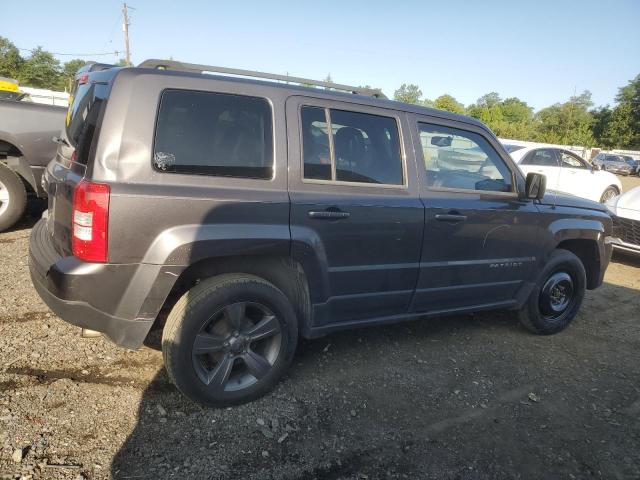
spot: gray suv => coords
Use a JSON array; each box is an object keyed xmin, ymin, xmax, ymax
[{"xmin": 29, "ymin": 60, "xmax": 613, "ymax": 407}]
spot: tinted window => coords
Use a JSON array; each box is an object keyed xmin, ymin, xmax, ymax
[
  {"xmin": 65, "ymin": 81, "xmax": 110, "ymax": 164},
  {"xmin": 301, "ymin": 107, "xmax": 332, "ymax": 180},
  {"xmin": 560, "ymin": 151, "xmax": 587, "ymax": 169},
  {"xmin": 418, "ymin": 123, "xmax": 512, "ymax": 192},
  {"xmin": 154, "ymin": 90, "xmax": 273, "ymax": 179},
  {"xmin": 332, "ymin": 110, "xmax": 403, "ymax": 184},
  {"xmin": 301, "ymin": 107, "xmax": 403, "ymax": 185},
  {"xmin": 522, "ymin": 149, "xmax": 559, "ymax": 167}
]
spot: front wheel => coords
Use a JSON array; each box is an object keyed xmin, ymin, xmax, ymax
[
  {"xmin": 162, "ymin": 274, "xmax": 298, "ymax": 407},
  {"xmin": 517, "ymin": 249, "xmax": 586, "ymax": 335},
  {"xmin": 600, "ymin": 186, "xmax": 619, "ymax": 203}
]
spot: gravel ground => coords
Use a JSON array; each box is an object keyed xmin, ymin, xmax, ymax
[{"xmin": 1, "ymin": 178, "xmax": 640, "ymax": 480}]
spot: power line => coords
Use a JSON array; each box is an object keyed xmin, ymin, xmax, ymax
[{"xmin": 102, "ymin": 10, "xmax": 124, "ymax": 51}]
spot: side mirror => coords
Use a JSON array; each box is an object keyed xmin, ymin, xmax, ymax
[
  {"xmin": 592, "ymin": 163, "xmax": 601, "ymax": 171},
  {"xmin": 523, "ymin": 172, "xmax": 546, "ymax": 200}
]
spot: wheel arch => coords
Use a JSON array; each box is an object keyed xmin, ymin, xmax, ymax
[
  {"xmin": 556, "ymin": 238, "xmax": 601, "ymax": 290},
  {"xmin": 154, "ymin": 255, "xmax": 312, "ymax": 338}
]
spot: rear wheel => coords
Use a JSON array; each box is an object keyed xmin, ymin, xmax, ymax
[
  {"xmin": 517, "ymin": 249, "xmax": 586, "ymax": 335},
  {"xmin": 162, "ymin": 274, "xmax": 298, "ymax": 407},
  {"xmin": 0, "ymin": 163, "xmax": 27, "ymax": 232},
  {"xmin": 600, "ymin": 186, "xmax": 619, "ymax": 203}
]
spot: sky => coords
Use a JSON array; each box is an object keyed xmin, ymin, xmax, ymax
[{"xmin": 2, "ymin": 0, "xmax": 639, "ymax": 110}]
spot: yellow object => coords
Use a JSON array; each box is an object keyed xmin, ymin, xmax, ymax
[{"xmin": 0, "ymin": 77, "xmax": 19, "ymax": 93}]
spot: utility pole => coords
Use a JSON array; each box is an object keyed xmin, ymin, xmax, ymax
[{"xmin": 122, "ymin": 3, "xmax": 131, "ymax": 66}]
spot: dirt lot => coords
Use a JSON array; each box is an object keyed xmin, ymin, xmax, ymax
[{"xmin": 1, "ymin": 178, "xmax": 640, "ymax": 480}]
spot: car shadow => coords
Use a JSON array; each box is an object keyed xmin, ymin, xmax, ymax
[{"xmin": 110, "ymin": 278, "xmax": 640, "ymax": 479}]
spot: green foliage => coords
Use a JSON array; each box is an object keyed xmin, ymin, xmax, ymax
[
  {"xmin": 433, "ymin": 94, "xmax": 464, "ymax": 114},
  {"xmin": 0, "ymin": 37, "xmax": 89, "ymax": 92},
  {"xmin": 534, "ymin": 91, "xmax": 595, "ymax": 146},
  {"xmin": 394, "ymin": 83, "xmax": 422, "ymax": 105},
  {"xmin": 467, "ymin": 93, "xmax": 535, "ymax": 139},
  {"xmin": 604, "ymin": 74, "xmax": 640, "ymax": 149},
  {"xmin": 0, "ymin": 37, "xmax": 23, "ymax": 80},
  {"xmin": 19, "ymin": 47, "xmax": 61, "ymax": 88},
  {"xmin": 57, "ymin": 59, "xmax": 87, "ymax": 91}
]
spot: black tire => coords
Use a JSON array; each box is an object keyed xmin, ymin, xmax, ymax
[
  {"xmin": 517, "ymin": 249, "xmax": 586, "ymax": 335},
  {"xmin": 162, "ymin": 273, "xmax": 298, "ymax": 407},
  {"xmin": 600, "ymin": 185, "xmax": 619, "ymax": 203},
  {"xmin": 0, "ymin": 163, "xmax": 27, "ymax": 232}
]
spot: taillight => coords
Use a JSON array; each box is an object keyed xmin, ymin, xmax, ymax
[
  {"xmin": 78, "ymin": 73, "xmax": 89, "ymax": 85},
  {"xmin": 72, "ymin": 180, "xmax": 110, "ymax": 262}
]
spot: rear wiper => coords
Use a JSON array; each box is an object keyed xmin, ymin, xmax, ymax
[{"xmin": 52, "ymin": 136, "xmax": 70, "ymax": 146}]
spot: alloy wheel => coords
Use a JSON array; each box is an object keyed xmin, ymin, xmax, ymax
[{"xmin": 191, "ymin": 301, "xmax": 282, "ymax": 392}]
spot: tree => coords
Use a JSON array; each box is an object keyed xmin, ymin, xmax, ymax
[
  {"xmin": 466, "ymin": 93, "xmax": 534, "ymax": 139},
  {"xmin": 500, "ymin": 97, "xmax": 533, "ymax": 124},
  {"xmin": 57, "ymin": 58, "xmax": 86, "ymax": 91},
  {"xmin": 433, "ymin": 94, "xmax": 464, "ymax": 114},
  {"xmin": 18, "ymin": 47, "xmax": 61, "ymax": 89},
  {"xmin": 535, "ymin": 91, "xmax": 595, "ymax": 146},
  {"xmin": 394, "ymin": 83, "xmax": 422, "ymax": 105},
  {"xmin": 611, "ymin": 74, "xmax": 640, "ymax": 149},
  {"xmin": 323, "ymin": 74, "xmax": 333, "ymax": 90},
  {"xmin": 0, "ymin": 36, "xmax": 24, "ymax": 80},
  {"xmin": 591, "ymin": 106, "xmax": 616, "ymax": 148}
]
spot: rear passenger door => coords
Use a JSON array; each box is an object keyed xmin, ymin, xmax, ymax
[
  {"xmin": 286, "ymin": 97, "xmax": 424, "ymax": 328},
  {"xmin": 410, "ymin": 116, "xmax": 541, "ymax": 313}
]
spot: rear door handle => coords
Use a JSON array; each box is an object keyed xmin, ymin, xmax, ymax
[
  {"xmin": 435, "ymin": 213, "xmax": 467, "ymax": 223},
  {"xmin": 308, "ymin": 210, "xmax": 350, "ymax": 220}
]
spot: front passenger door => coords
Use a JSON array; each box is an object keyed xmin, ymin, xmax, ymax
[
  {"xmin": 411, "ymin": 117, "xmax": 541, "ymax": 313},
  {"xmin": 519, "ymin": 148, "xmax": 561, "ymax": 193},
  {"xmin": 557, "ymin": 150, "xmax": 598, "ymax": 201}
]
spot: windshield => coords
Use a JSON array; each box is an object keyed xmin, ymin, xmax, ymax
[{"xmin": 503, "ymin": 144, "xmax": 525, "ymax": 153}]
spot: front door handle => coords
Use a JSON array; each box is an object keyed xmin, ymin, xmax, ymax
[
  {"xmin": 308, "ymin": 209, "xmax": 350, "ymax": 220},
  {"xmin": 435, "ymin": 213, "xmax": 467, "ymax": 223}
]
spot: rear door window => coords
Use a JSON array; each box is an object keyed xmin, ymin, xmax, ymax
[
  {"xmin": 522, "ymin": 149, "xmax": 560, "ymax": 167},
  {"xmin": 301, "ymin": 106, "xmax": 404, "ymax": 185},
  {"xmin": 153, "ymin": 90, "xmax": 273, "ymax": 179}
]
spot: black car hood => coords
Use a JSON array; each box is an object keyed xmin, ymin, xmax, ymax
[{"xmin": 538, "ymin": 190, "xmax": 608, "ymax": 212}]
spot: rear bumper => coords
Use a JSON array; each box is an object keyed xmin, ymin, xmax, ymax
[{"xmin": 28, "ymin": 219, "xmax": 177, "ymax": 349}]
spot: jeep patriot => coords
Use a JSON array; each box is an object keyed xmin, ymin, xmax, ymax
[{"xmin": 29, "ymin": 60, "xmax": 613, "ymax": 406}]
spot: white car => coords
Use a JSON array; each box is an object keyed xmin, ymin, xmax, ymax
[
  {"xmin": 503, "ymin": 144, "xmax": 622, "ymax": 203},
  {"xmin": 607, "ymin": 186, "xmax": 640, "ymax": 257}
]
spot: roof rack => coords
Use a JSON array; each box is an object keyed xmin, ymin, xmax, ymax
[{"xmin": 137, "ymin": 59, "xmax": 387, "ymax": 99}]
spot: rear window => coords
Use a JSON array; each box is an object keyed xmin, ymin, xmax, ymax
[
  {"xmin": 65, "ymin": 80, "xmax": 110, "ymax": 164},
  {"xmin": 153, "ymin": 90, "xmax": 273, "ymax": 179}
]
